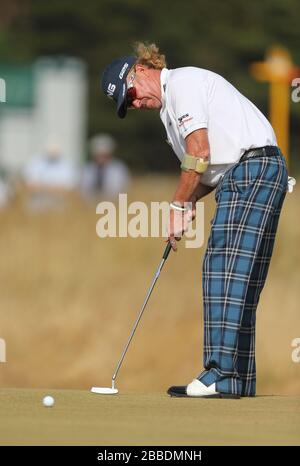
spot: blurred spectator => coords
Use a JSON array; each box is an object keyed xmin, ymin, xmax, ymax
[
  {"xmin": 81, "ymin": 134, "xmax": 130, "ymax": 201},
  {"xmin": 23, "ymin": 140, "xmax": 78, "ymax": 212}
]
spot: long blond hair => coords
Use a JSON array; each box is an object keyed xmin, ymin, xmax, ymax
[{"xmin": 133, "ymin": 42, "xmax": 166, "ymax": 69}]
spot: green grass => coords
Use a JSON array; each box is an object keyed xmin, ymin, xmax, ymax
[{"xmin": 0, "ymin": 389, "xmax": 299, "ymax": 445}]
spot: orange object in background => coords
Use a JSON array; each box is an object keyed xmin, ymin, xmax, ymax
[{"xmin": 250, "ymin": 46, "xmax": 300, "ymax": 167}]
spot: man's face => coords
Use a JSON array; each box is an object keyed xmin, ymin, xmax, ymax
[
  {"xmin": 126, "ymin": 65, "xmax": 162, "ymax": 111},
  {"xmin": 94, "ymin": 151, "xmax": 112, "ymax": 165}
]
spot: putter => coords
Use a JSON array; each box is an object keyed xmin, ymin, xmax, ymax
[{"xmin": 91, "ymin": 241, "xmax": 173, "ymax": 395}]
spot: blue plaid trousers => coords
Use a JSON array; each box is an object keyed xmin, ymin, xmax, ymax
[{"xmin": 198, "ymin": 152, "xmax": 288, "ymax": 396}]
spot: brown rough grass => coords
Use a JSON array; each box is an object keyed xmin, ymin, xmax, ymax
[{"xmin": 0, "ymin": 175, "xmax": 299, "ymax": 395}]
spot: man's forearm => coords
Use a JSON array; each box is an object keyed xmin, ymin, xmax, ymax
[
  {"xmin": 172, "ymin": 127, "xmax": 211, "ymax": 206},
  {"xmin": 172, "ymin": 171, "xmax": 214, "ymax": 205},
  {"xmin": 172, "ymin": 170, "xmax": 202, "ymax": 204}
]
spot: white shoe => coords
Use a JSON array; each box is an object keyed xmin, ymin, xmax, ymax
[
  {"xmin": 186, "ymin": 379, "xmax": 218, "ymax": 397},
  {"xmin": 167, "ymin": 379, "xmax": 240, "ymax": 398}
]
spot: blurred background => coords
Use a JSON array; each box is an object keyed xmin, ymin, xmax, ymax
[{"xmin": 0, "ymin": 0, "xmax": 299, "ymax": 394}]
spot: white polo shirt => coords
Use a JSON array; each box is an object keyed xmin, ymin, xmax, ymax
[{"xmin": 159, "ymin": 67, "xmax": 277, "ymax": 186}]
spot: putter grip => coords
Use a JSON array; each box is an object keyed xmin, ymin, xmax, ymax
[{"xmin": 163, "ymin": 241, "xmax": 172, "ymax": 260}]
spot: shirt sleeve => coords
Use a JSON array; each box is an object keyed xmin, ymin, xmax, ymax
[{"xmin": 170, "ymin": 75, "xmax": 208, "ymax": 139}]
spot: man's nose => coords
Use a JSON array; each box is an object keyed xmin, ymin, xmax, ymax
[{"xmin": 133, "ymin": 100, "xmax": 141, "ymax": 109}]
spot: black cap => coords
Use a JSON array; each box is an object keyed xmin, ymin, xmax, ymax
[{"xmin": 101, "ymin": 56, "xmax": 136, "ymax": 119}]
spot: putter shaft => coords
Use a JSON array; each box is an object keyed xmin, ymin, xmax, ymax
[{"xmin": 112, "ymin": 242, "xmax": 172, "ymax": 388}]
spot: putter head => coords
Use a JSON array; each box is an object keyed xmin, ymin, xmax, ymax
[{"xmin": 90, "ymin": 386, "xmax": 119, "ymax": 395}]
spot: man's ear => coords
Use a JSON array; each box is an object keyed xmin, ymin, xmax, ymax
[{"xmin": 135, "ymin": 64, "xmax": 148, "ymax": 74}]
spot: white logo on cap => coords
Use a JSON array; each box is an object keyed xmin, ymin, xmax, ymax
[
  {"xmin": 119, "ymin": 63, "xmax": 128, "ymax": 79},
  {"xmin": 107, "ymin": 83, "xmax": 116, "ymax": 98}
]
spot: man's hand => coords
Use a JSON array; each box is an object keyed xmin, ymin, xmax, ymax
[{"xmin": 167, "ymin": 207, "xmax": 193, "ymax": 251}]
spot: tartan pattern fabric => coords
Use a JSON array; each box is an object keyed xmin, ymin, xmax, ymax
[{"xmin": 198, "ymin": 152, "xmax": 288, "ymax": 396}]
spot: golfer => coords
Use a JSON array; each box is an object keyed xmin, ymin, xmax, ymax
[{"xmin": 102, "ymin": 42, "xmax": 288, "ymax": 398}]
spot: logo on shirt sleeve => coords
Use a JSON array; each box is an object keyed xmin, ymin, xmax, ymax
[{"xmin": 178, "ymin": 113, "xmax": 193, "ymax": 127}]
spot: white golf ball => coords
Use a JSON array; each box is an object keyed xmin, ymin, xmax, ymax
[{"xmin": 43, "ymin": 395, "xmax": 55, "ymax": 407}]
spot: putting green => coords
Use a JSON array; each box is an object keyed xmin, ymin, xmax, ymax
[{"xmin": 0, "ymin": 389, "xmax": 299, "ymax": 445}]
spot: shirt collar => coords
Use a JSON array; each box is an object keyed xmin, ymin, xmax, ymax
[{"xmin": 160, "ymin": 68, "xmax": 169, "ymax": 108}]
